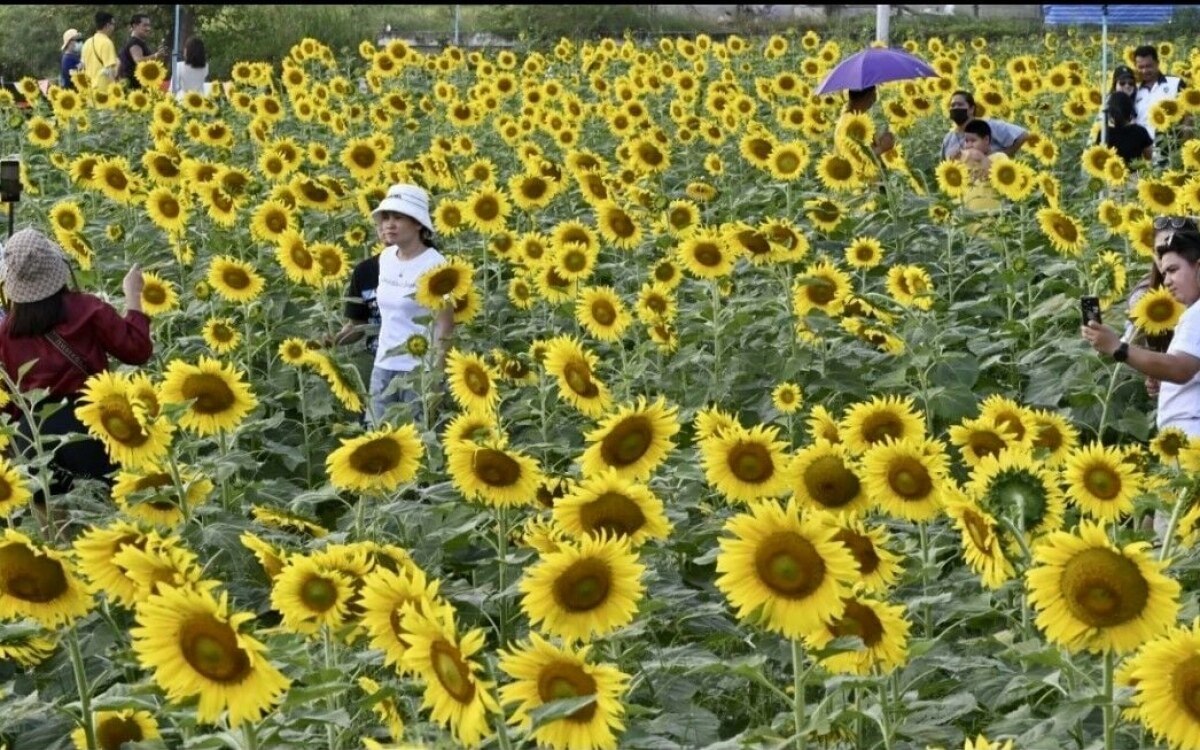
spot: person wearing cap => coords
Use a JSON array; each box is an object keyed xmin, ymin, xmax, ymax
[
  {"xmin": 0, "ymin": 228, "xmax": 149, "ymax": 504},
  {"xmin": 1111, "ymin": 65, "xmax": 1138, "ymax": 98},
  {"xmin": 80, "ymin": 11, "xmax": 118, "ymax": 90},
  {"xmin": 356, "ymin": 184, "xmax": 453, "ymax": 425},
  {"xmin": 60, "ymin": 28, "xmax": 84, "ymax": 89}
]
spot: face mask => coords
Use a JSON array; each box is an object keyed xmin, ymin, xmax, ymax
[
  {"xmin": 949, "ymin": 108, "xmax": 970, "ymax": 125},
  {"xmin": 72, "ymin": 41, "xmax": 82, "ymax": 51}
]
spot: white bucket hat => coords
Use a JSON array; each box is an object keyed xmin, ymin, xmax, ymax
[{"xmin": 372, "ymin": 183, "xmax": 433, "ymax": 233}]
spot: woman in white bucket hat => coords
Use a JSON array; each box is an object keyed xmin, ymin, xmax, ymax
[{"xmin": 355, "ymin": 184, "xmax": 453, "ymax": 425}]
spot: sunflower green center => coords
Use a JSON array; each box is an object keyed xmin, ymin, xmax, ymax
[
  {"xmin": 727, "ymin": 441, "xmax": 774, "ymax": 484},
  {"xmin": 300, "ymin": 575, "xmax": 338, "ymax": 612},
  {"xmin": 0, "ymin": 543, "xmax": 68, "ymax": 602},
  {"xmin": 1060, "ymin": 547, "xmax": 1148, "ymax": 628},
  {"xmin": 537, "ymin": 663, "xmax": 598, "ymax": 722},
  {"xmin": 561, "ymin": 248, "xmax": 587, "ymax": 273},
  {"xmin": 802, "ymin": 454, "xmax": 859, "ymax": 507},
  {"xmin": 579, "ymin": 492, "xmax": 646, "ymax": 537},
  {"xmin": 431, "ymin": 639, "xmax": 476, "ymax": 703},
  {"xmin": 887, "ymin": 458, "xmax": 933, "ymax": 500},
  {"xmin": 754, "ymin": 531, "xmax": 825, "ymax": 598},
  {"xmin": 553, "ymin": 558, "xmax": 611, "ymax": 611},
  {"xmin": 179, "ymin": 614, "xmax": 251, "ymax": 683},
  {"xmin": 1083, "ymin": 464, "xmax": 1121, "ymax": 500},
  {"xmin": 181, "ymin": 373, "xmax": 236, "ymax": 415},
  {"xmin": 349, "ymin": 437, "xmax": 402, "ymax": 475},
  {"xmin": 463, "ymin": 365, "xmax": 491, "ymax": 397}
]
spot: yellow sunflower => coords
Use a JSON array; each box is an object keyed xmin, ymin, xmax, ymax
[
  {"xmin": 1063, "ymin": 443, "xmax": 1140, "ymax": 521},
  {"xmin": 499, "ymin": 633, "xmax": 630, "ymax": 750},
  {"xmin": 576, "ymin": 286, "xmax": 632, "ymax": 342},
  {"xmin": 75, "ymin": 371, "xmax": 174, "ymax": 469},
  {"xmin": 700, "ymin": 423, "xmax": 791, "ymax": 503},
  {"xmin": 772, "ymin": 382, "xmax": 803, "ymax": 414},
  {"xmin": 792, "ymin": 259, "xmax": 852, "ymax": 317},
  {"xmin": 838, "ymin": 395, "xmax": 925, "ymax": 455},
  {"xmin": 944, "ymin": 493, "xmax": 1016, "ymax": 590},
  {"xmin": 400, "ymin": 605, "xmax": 498, "ymax": 747},
  {"xmin": 948, "ymin": 416, "xmax": 1017, "ymax": 468},
  {"xmin": 862, "ymin": 437, "xmax": 950, "ymax": 522},
  {"xmin": 788, "ymin": 441, "xmax": 868, "ymax": 515},
  {"xmin": 579, "ymin": 397, "xmax": 679, "ymax": 480},
  {"xmin": 72, "ymin": 710, "xmax": 160, "ymax": 750},
  {"xmin": 1037, "ymin": 208, "xmax": 1086, "ymax": 256},
  {"xmin": 830, "ymin": 515, "xmax": 902, "ymax": 593},
  {"xmin": 112, "ymin": 466, "xmax": 212, "ymax": 527},
  {"xmin": 359, "ymin": 564, "xmax": 444, "ymax": 672},
  {"xmin": 207, "ymin": 256, "xmax": 266, "ymax": 303},
  {"xmin": 201, "ymin": 317, "xmax": 241, "ymax": 354},
  {"xmin": 158, "ymin": 357, "xmax": 258, "ymax": 436},
  {"xmin": 131, "ymin": 584, "xmax": 290, "ymax": 725},
  {"xmin": 678, "ymin": 230, "xmax": 737, "ymax": 279},
  {"xmin": 1130, "ymin": 287, "xmax": 1185, "ymax": 336},
  {"xmin": 445, "ymin": 349, "xmax": 500, "ymax": 414},
  {"xmin": 1026, "ymin": 520, "xmax": 1180, "ymax": 654},
  {"xmin": 554, "ymin": 469, "xmax": 672, "ymax": 548},
  {"xmin": 446, "ymin": 441, "xmax": 543, "ymax": 507},
  {"xmin": 1123, "ymin": 617, "xmax": 1200, "ymax": 750},
  {"xmin": 0, "ymin": 459, "xmax": 32, "ymax": 516},
  {"xmin": 416, "ymin": 258, "xmax": 475, "ymax": 309},
  {"xmin": 139, "ymin": 271, "xmax": 178, "ymax": 317},
  {"xmin": 543, "ymin": 336, "xmax": 612, "ymax": 417},
  {"xmin": 969, "ymin": 450, "xmax": 1065, "ymax": 543},
  {"xmin": 269, "ymin": 556, "xmax": 354, "ymax": 635},
  {"xmin": 804, "ymin": 594, "xmax": 910, "ymax": 676},
  {"xmin": 326, "ymin": 424, "xmax": 424, "ymax": 493},
  {"xmin": 845, "ymin": 236, "xmax": 884, "ymax": 270},
  {"xmin": 0, "ymin": 529, "xmax": 93, "ymax": 627},
  {"xmin": 715, "ymin": 499, "xmax": 859, "ymax": 638}
]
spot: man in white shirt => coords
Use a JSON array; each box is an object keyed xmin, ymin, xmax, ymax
[{"xmin": 1133, "ymin": 44, "xmax": 1185, "ymax": 145}]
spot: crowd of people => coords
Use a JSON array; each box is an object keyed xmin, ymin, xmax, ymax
[{"xmin": 63, "ymin": 10, "xmax": 206, "ymax": 97}]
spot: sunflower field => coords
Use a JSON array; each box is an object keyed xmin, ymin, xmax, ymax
[{"xmin": 4, "ymin": 22, "xmax": 1200, "ymax": 750}]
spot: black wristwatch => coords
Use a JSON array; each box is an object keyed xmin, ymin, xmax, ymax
[{"xmin": 1112, "ymin": 342, "xmax": 1130, "ymax": 362}]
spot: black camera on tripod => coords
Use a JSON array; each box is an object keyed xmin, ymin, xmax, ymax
[{"xmin": 0, "ymin": 158, "xmax": 21, "ymax": 239}]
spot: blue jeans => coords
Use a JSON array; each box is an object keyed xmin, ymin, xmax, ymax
[{"xmin": 368, "ymin": 367, "xmax": 422, "ymax": 427}]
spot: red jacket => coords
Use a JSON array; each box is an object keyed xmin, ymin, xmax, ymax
[{"xmin": 0, "ymin": 292, "xmax": 152, "ymax": 398}]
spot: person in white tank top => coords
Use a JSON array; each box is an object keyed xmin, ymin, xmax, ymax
[
  {"xmin": 367, "ymin": 184, "xmax": 454, "ymax": 425},
  {"xmin": 174, "ymin": 36, "xmax": 208, "ymax": 98}
]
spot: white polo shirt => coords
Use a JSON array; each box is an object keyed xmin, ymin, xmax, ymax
[{"xmin": 1158, "ymin": 300, "xmax": 1200, "ymax": 437}]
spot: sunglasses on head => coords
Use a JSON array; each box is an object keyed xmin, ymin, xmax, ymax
[{"xmin": 1153, "ymin": 216, "xmax": 1197, "ymax": 231}]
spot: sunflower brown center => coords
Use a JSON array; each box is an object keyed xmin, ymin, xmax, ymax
[
  {"xmin": 350, "ymin": 145, "xmax": 377, "ymax": 169},
  {"xmin": 0, "ymin": 543, "xmax": 69, "ymax": 602},
  {"xmin": 96, "ymin": 716, "xmax": 144, "ymax": 750},
  {"xmin": 289, "ymin": 245, "xmax": 314, "ymax": 270},
  {"xmin": 1173, "ymin": 655, "xmax": 1200, "ymax": 720},
  {"xmin": 832, "ymin": 529, "xmax": 879, "ymax": 575},
  {"xmin": 968, "ymin": 430, "xmax": 1006, "ymax": 459},
  {"xmin": 606, "ymin": 210, "xmax": 636, "ymax": 238},
  {"xmin": 962, "ymin": 508, "xmax": 994, "ymax": 552},
  {"xmin": 562, "ymin": 362, "xmax": 598, "ymax": 398},
  {"xmin": 222, "ymin": 267, "xmax": 251, "ymax": 290},
  {"xmin": 861, "ymin": 414, "xmax": 903, "ymax": 445},
  {"xmin": 537, "ymin": 662, "xmax": 598, "ymax": 722},
  {"xmin": 830, "ymin": 600, "xmax": 884, "ymax": 646},
  {"xmin": 1060, "ymin": 547, "xmax": 1148, "ymax": 628},
  {"xmin": 553, "ymin": 558, "xmax": 611, "ymax": 612},
  {"xmin": 179, "ymin": 614, "xmax": 251, "ymax": 683},
  {"xmin": 431, "ymin": 639, "xmax": 476, "ymax": 703},
  {"xmin": 803, "ymin": 455, "xmax": 860, "ymax": 508},
  {"xmin": 98, "ymin": 397, "xmax": 149, "ymax": 446},
  {"xmin": 1083, "ymin": 464, "xmax": 1121, "ymax": 500},
  {"xmin": 589, "ymin": 300, "xmax": 617, "ymax": 326},
  {"xmin": 806, "ymin": 279, "xmax": 836, "ymax": 305},
  {"xmin": 561, "ymin": 248, "xmax": 588, "ymax": 273},
  {"xmin": 350, "ymin": 437, "xmax": 402, "ymax": 475},
  {"xmin": 887, "ymin": 458, "xmax": 933, "ymax": 500},
  {"xmin": 728, "ymin": 441, "xmax": 774, "ymax": 484},
  {"xmin": 579, "ymin": 492, "xmax": 646, "ymax": 537},
  {"xmin": 463, "ymin": 365, "xmax": 491, "ymax": 397},
  {"xmin": 754, "ymin": 531, "xmax": 825, "ymax": 598},
  {"xmin": 181, "ymin": 373, "xmax": 236, "ymax": 415},
  {"xmin": 474, "ymin": 448, "xmax": 520, "ymax": 487},
  {"xmin": 599, "ymin": 417, "xmax": 652, "ymax": 467},
  {"xmin": 143, "ymin": 284, "xmax": 167, "ymax": 305},
  {"xmin": 428, "ymin": 269, "xmax": 462, "ymax": 296}
]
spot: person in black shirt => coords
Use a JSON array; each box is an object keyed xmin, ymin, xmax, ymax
[
  {"xmin": 1097, "ymin": 91, "xmax": 1153, "ymax": 166},
  {"xmin": 338, "ymin": 255, "xmax": 381, "ymax": 355},
  {"xmin": 118, "ymin": 13, "xmax": 166, "ymax": 88}
]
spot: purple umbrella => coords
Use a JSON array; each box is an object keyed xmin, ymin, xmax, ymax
[{"xmin": 815, "ymin": 47, "xmax": 940, "ymax": 95}]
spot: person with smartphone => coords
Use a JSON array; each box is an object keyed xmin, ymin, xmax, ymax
[
  {"xmin": 1082, "ymin": 217, "xmax": 1200, "ymax": 436},
  {"xmin": 118, "ymin": 13, "xmax": 167, "ymax": 89}
]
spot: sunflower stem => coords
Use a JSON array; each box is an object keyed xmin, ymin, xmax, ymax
[
  {"xmin": 297, "ymin": 369, "xmax": 313, "ymax": 487},
  {"xmin": 218, "ymin": 429, "xmax": 234, "ymax": 512},
  {"xmin": 323, "ymin": 625, "xmax": 341, "ymax": 750},
  {"xmin": 67, "ymin": 625, "xmax": 96, "ymax": 750},
  {"xmin": 166, "ymin": 451, "xmax": 191, "ymax": 528},
  {"xmin": 791, "ymin": 638, "xmax": 807, "ymax": 750},
  {"xmin": 1102, "ymin": 649, "xmax": 1115, "ymax": 750},
  {"xmin": 709, "ymin": 280, "xmax": 721, "ymax": 390},
  {"xmin": 877, "ymin": 672, "xmax": 894, "ymax": 750},
  {"xmin": 917, "ymin": 522, "xmax": 932, "ymax": 635},
  {"xmin": 1157, "ymin": 483, "xmax": 1192, "ymax": 562},
  {"xmin": 497, "ymin": 506, "xmax": 511, "ymax": 645},
  {"xmin": 243, "ymin": 721, "xmax": 259, "ymax": 750},
  {"xmin": 1095, "ymin": 363, "xmax": 1122, "ymax": 442}
]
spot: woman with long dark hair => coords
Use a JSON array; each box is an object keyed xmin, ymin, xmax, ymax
[
  {"xmin": 1097, "ymin": 90, "xmax": 1153, "ymax": 165},
  {"xmin": 174, "ymin": 36, "xmax": 208, "ymax": 97}
]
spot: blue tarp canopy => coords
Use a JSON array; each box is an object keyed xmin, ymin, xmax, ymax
[{"xmin": 1043, "ymin": 5, "xmax": 1175, "ymax": 26}]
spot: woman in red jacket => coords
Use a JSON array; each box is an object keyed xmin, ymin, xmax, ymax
[{"xmin": 0, "ymin": 228, "xmax": 151, "ymax": 504}]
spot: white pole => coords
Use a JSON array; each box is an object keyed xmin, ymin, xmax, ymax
[
  {"xmin": 454, "ymin": 5, "xmax": 461, "ymax": 45},
  {"xmin": 876, "ymin": 5, "xmax": 890, "ymax": 46},
  {"xmin": 1100, "ymin": 4, "xmax": 1108, "ymax": 146},
  {"xmin": 171, "ymin": 4, "xmax": 182, "ymax": 94}
]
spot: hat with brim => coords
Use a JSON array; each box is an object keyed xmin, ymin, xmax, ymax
[
  {"xmin": 372, "ymin": 183, "xmax": 434, "ymax": 233},
  {"xmin": 61, "ymin": 28, "xmax": 82, "ymax": 51},
  {"xmin": 3, "ymin": 229, "xmax": 70, "ymax": 303}
]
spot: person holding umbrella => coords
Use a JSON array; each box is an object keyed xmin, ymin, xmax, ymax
[
  {"xmin": 845, "ymin": 86, "xmax": 895, "ymax": 155},
  {"xmin": 940, "ymin": 91, "xmax": 1029, "ymax": 161}
]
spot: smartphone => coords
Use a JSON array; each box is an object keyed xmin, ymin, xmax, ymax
[{"xmin": 1080, "ymin": 296, "xmax": 1102, "ymax": 326}]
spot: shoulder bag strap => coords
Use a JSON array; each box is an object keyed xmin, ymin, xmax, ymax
[{"xmin": 44, "ymin": 331, "xmax": 92, "ymax": 378}]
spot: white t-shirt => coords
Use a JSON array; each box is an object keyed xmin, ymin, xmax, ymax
[
  {"xmin": 174, "ymin": 62, "xmax": 208, "ymax": 96},
  {"xmin": 373, "ymin": 245, "xmax": 446, "ymax": 372},
  {"xmin": 1158, "ymin": 300, "xmax": 1200, "ymax": 436}
]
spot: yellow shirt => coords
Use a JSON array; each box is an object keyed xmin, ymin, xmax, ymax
[{"xmin": 81, "ymin": 33, "xmax": 117, "ymax": 89}]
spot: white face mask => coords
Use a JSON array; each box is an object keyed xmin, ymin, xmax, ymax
[{"xmin": 72, "ymin": 41, "xmax": 82, "ymax": 51}]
